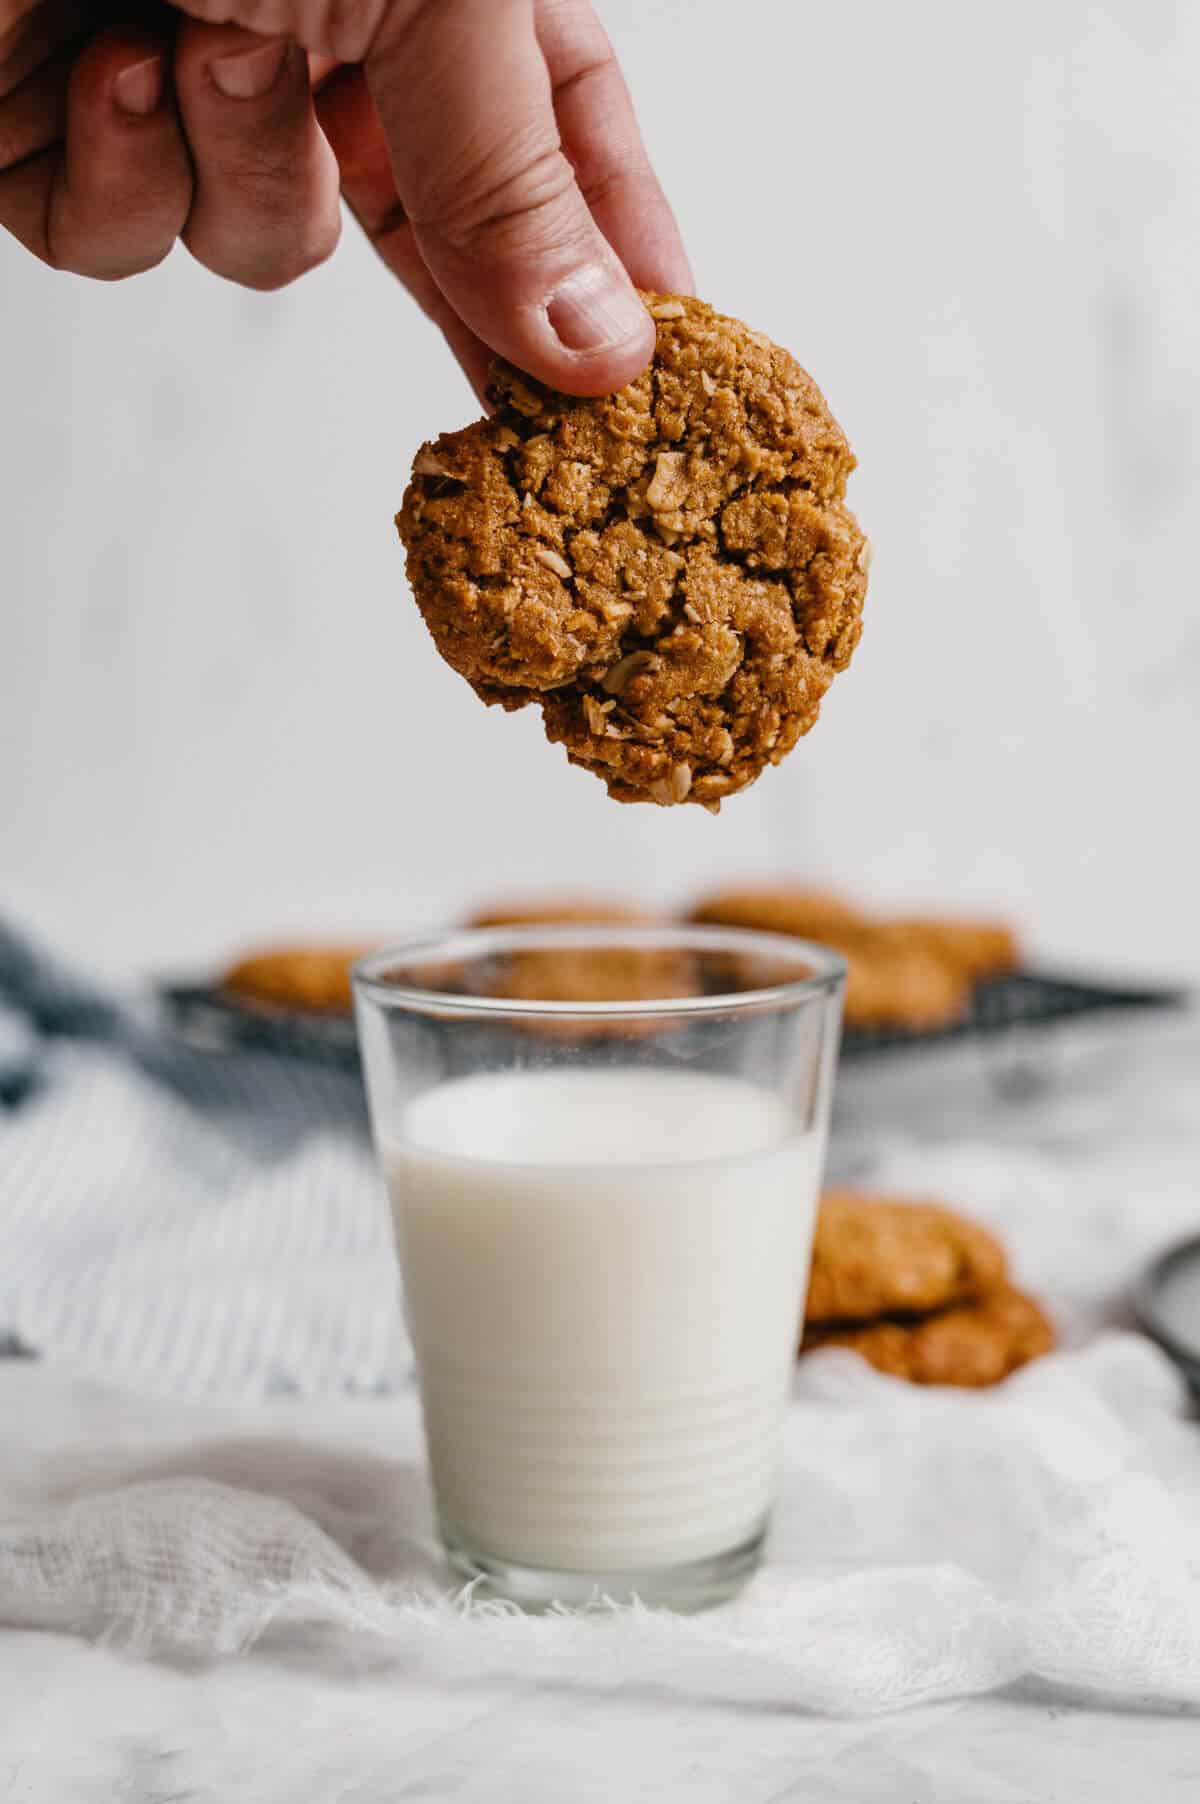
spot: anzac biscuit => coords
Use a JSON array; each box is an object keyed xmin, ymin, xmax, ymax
[
  {"xmin": 397, "ymin": 295, "xmax": 867, "ymax": 811},
  {"xmin": 221, "ymin": 944, "xmax": 374, "ymax": 1015},
  {"xmin": 466, "ymin": 897, "xmax": 652, "ymax": 928},
  {"xmin": 888, "ymin": 917, "xmax": 1020, "ymax": 983},
  {"xmin": 685, "ymin": 888, "xmax": 970, "ymax": 1029},
  {"xmin": 801, "ymin": 1283, "xmax": 1055, "ymax": 1387},
  {"xmin": 805, "ymin": 1189, "xmax": 1008, "ymax": 1324},
  {"xmin": 489, "ymin": 943, "xmax": 695, "ymax": 1008},
  {"xmin": 687, "ymin": 884, "xmax": 864, "ymax": 944},
  {"xmin": 840, "ymin": 937, "xmax": 970, "ymax": 1030}
]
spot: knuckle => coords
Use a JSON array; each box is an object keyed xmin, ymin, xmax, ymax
[
  {"xmin": 574, "ymin": 143, "xmax": 646, "ymax": 212},
  {"xmin": 47, "ymin": 188, "xmax": 184, "ymax": 278},
  {"xmin": 427, "ymin": 143, "xmax": 583, "ymax": 259},
  {"xmin": 50, "ymin": 239, "xmax": 173, "ymax": 280},
  {"xmin": 217, "ymin": 142, "xmax": 334, "ymax": 221},
  {"xmin": 307, "ymin": 206, "xmax": 343, "ymax": 264},
  {"xmin": 269, "ymin": 212, "xmax": 342, "ymax": 284},
  {"xmin": 187, "ymin": 207, "xmax": 341, "ymax": 291},
  {"xmin": 93, "ymin": 244, "xmax": 174, "ymax": 280},
  {"xmin": 223, "ymin": 149, "xmax": 297, "ymax": 213},
  {"xmin": 238, "ymin": 266, "xmax": 290, "ymax": 294}
]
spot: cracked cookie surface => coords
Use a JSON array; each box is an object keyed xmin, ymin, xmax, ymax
[{"xmin": 396, "ymin": 295, "xmax": 867, "ymax": 810}]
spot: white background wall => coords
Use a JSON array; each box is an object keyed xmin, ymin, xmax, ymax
[{"xmin": 3, "ymin": 0, "xmax": 1198, "ymax": 981}]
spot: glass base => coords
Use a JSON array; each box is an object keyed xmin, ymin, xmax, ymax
[{"xmin": 442, "ymin": 1522, "xmax": 765, "ymax": 1613}]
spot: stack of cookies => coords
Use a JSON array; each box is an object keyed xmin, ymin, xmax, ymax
[
  {"xmin": 218, "ymin": 899, "xmax": 691, "ymax": 1020},
  {"xmin": 686, "ymin": 884, "xmax": 1020, "ymax": 1032},
  {"xmin": 801, "ymin": 1190, "xmax": 1054, "ymax": 1386},
  {"xmin": 463, "ymin": 895, "xmax": 696, "ymax": 1020},
  {"xmin": 215, "ymin": 889, "xmax": 1020, "ymax": 1037}
]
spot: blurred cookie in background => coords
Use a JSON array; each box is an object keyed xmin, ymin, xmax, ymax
[
  {"xmin": 802, "ymin": 1284, "xmax": 1054, "ymax": 1387},
  {"xmin": 461, "ymin": 892, "xmax": 695, "ymax": 1019},
  {"xmin": 684, "ymin": 882, "xmax": 1020, "ymax": 1032},
  {"xmin": 687, "ymin": 884, "xmax": 865, "ymax": 945},
  {"xmin": 489, "ymin": 943, "xmax": 696, "ymax": 1008},
  {"xmin": 885, "ymin": 916, "xmax": 1021, "ymax": 984},
  {"xmin": 839, "ymin": 935, "xmax": 970, "ymax": 1030},
  {"xmin": 806, "ymin": 1188, "xmax": 1008, "ymax": 1324},
  {"xmin": 221, "ymin": 944, "xmax": 377, "ymax": 1015},
  {"xmin": 466, "ymin": 896, "xmax": 654, "ymax": 928},
  {"xmin": 682, "ymin": 884, "xmax": 860, "ymax": 1003},
  {"xmin": 800, "ymin": 1188, "xmax": 1053, "ymax": 1387}
]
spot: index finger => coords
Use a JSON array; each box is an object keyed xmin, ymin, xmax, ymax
[
  {"xmin": 315, "ymin": 60, "xmax": 494, "ymax": 398},
  {"xmin": 535, "ymin": 0, "xmax": 691, "ymax": 298},
  {"xmin": 365, "ymin": 0, "xmax": 655, "ymax": 394}
]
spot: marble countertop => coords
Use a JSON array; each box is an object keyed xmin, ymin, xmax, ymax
[
  {"xmin": 4, "ymin": 1633, "xmax": 1199, "ymax": 1804},
  {"xmin": 4, "ymin": 1008, "xmax": 1199, "ymax": 1802}
]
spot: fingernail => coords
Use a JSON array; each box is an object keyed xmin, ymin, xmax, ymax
[
  {"xmin": 114, "ymin": 55, "xmax": 163, "ymax": 118},
  {"xmin": 210, "ymin": 37, "xmax": 289, "ymax": 101},
  {"xmin": 546, "ymin": 262, "xmax": 650, "ymax": 353}
]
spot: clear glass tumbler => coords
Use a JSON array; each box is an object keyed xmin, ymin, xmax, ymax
[{"xmin": 353, "ymin": 925, "xmax": 844, "ymax": 1612}]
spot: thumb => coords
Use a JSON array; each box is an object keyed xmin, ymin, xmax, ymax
[{"xmin": 365, "ymin": 0, "xmax": 655, "ymax": 393}]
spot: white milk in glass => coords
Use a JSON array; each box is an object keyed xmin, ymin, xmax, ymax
[{"xmin": 385, "ymin": 1067, "xmax": 824, "ymax": 1574}]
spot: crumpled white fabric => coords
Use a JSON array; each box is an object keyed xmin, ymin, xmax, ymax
[
  {"xmin": 0, "ymin": 1039, "xmax": 408, "ymax": 1396},
  {"xmin": 2, "ymin": 1334, "xmax": 1197, "ymax": 1716},
  {"xmin": 0, "ymin": 913, "xmax": 409, "ymax": 1395},
  {"xmin": 3, "ymin": 989, "xmax": 1199, "ymax": 1725}
]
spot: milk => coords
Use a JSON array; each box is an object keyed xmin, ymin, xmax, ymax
[{"xmin": 385, "ymin": 1068, "xmax": 824, "ymax": 1574}]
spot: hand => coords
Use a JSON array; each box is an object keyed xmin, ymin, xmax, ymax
[{"xmin": 0, "ymin": 1, "xmax": 691, "ymax": 395}]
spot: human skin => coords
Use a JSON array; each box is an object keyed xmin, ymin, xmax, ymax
[{"xmin": 0, "ymin": 0, "xmax": 691, "ymax": 395}]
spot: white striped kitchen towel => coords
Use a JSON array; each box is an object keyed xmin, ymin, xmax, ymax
[{"xmin": 0, "ymin": 920, "xmax": 408, "ymax": 1396}]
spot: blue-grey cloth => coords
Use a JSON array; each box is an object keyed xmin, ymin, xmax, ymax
[{"xmin": 0, "ymin": 921, "xmax": 405, "ymax": 1395}]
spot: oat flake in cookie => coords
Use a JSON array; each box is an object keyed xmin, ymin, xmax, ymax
[{"xmin": 396, "ymin": 295, "xmax": 869, "ymax": 810}]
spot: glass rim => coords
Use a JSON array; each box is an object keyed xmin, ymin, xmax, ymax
[{"xmin": 351, "ymin": 923, "xmax": 847, "ymax": 1021}]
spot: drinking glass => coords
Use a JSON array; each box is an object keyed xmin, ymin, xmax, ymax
[{"xmin": 353, "ymin": 924, "xmax": 844, "ymax": 1611}]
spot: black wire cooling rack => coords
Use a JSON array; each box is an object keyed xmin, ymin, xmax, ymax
[
  {"xmin": 159, "ymin": 968, "xmax": 1186, "ymax": 1069},
  {"xmin": 839, "ymin": 969, "xmax": 1186, "ymax": 1060}
]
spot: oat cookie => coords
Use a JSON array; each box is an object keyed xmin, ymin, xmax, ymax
[
  {"xmin": 685, "ymin": 887, "xmax": 970, "ymax": 1030},
  {"xmin": 840, "ymin": 936, "xmax": 970, "ymax": 1031},
  {"xmin": 888, "ymin": 917, "xmax": 1020, "ymax": 983},
  {"xmin": 221, "ymin": 944, "xmax": 375, "ymax": 1015},
  {"xmin": 688, "ymin": 884, "xmax": 864, "ymax": 944},
  {"xmin": 490, "ymin": 944, "xmax": 695, "ymax": 1008},
  {"xmin": 397, "ymin": 296, "xmax": 868, "ymax": 811},
  {"xmin": 466, "ymin": 896, "xmax": 651, "ymax": 928},
  {"xmin": 463, "ymin": 897, "xmax": 686, "ymax": 1010},
  {"xmin": 801, "ymin": 1283, "xmax": 1055, "ymax": 1387},
  {"xmin": 805, "ymin": 1189, "xmax": 1008, "ymax": 1324}
]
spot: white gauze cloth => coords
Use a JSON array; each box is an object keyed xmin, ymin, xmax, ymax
[
  {"xmin": 4, "ymin": 925, "xmax": 1200, "ymax": 1721},
  {"xmin": 1, "ymin": 1334, "xmax": 1198, "ymax": 1716}
]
